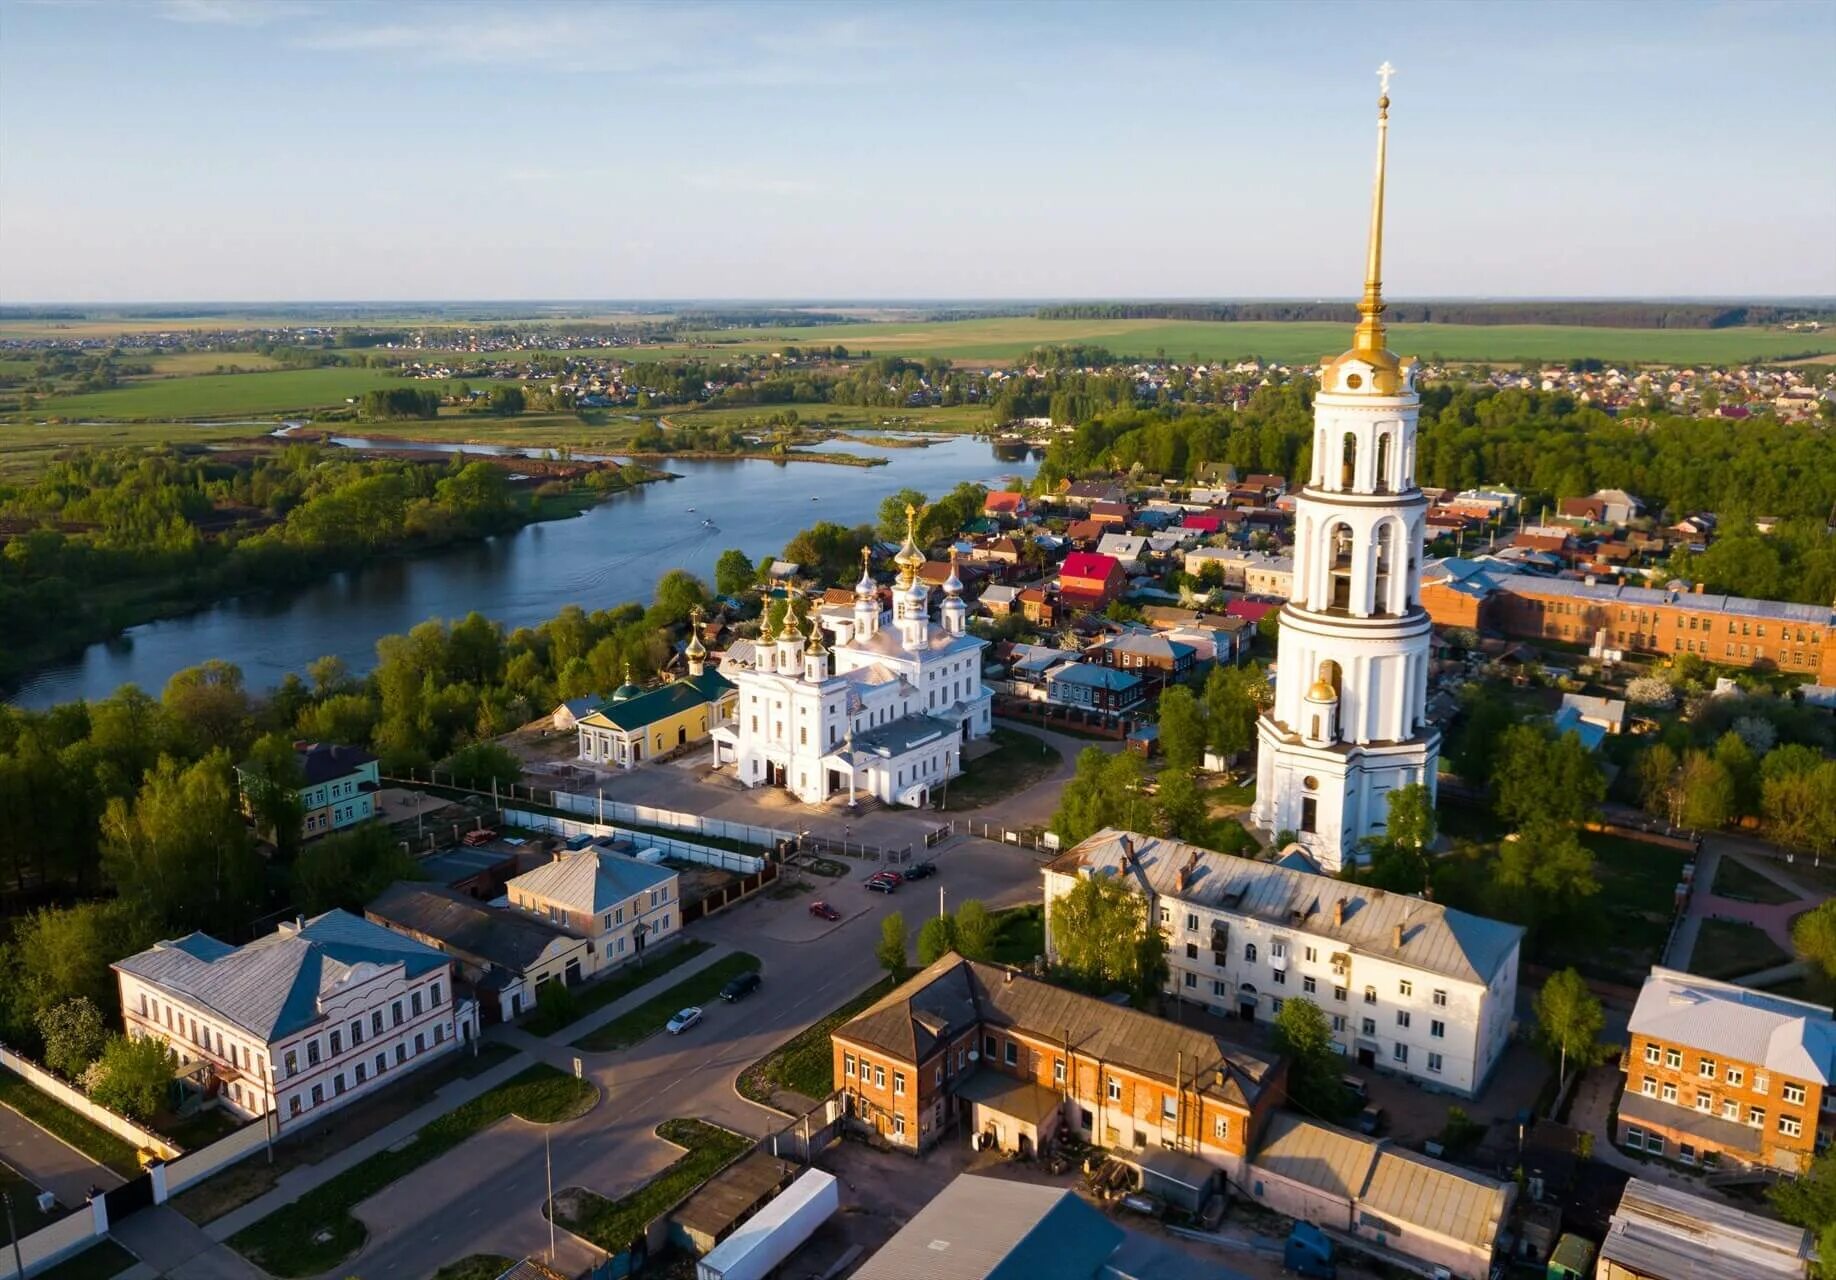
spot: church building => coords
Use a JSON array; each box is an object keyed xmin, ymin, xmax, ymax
[
  {"xmin": 1251, "ymin": 71, "xmax": 1440, "ymax": 872},
  {"xmin": 711, "ymin": 507, "xmax": 992, "ymax": 807}
]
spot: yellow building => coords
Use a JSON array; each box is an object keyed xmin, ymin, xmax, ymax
[{"xmin": 575, "ymin": 636, "xmax": 736, "ymax": 769}]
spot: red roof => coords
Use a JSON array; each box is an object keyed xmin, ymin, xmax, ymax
[
  {"xmin": 1061, "ymin": 552, "xmax": 1121, "ymax": 582},
  {"xmin": 1225, "ymin": 599, "xmax": 1277, "ymax": 623},
  {"xmin": 1182, "ymin": 513, "xmax": 1225, "ymax": 534},
  {"xmin": 984, "ymin": 491, "xmax": 1026, "ymax": 512}
]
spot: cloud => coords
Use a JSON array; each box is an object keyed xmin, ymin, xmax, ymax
[
  {"xmin": 158, "ymin": 0, "xmax": 310, "ymax": 26},
  {"xmin": 683, "ymin": 171, "xmax": 824, "ymax": 197}
]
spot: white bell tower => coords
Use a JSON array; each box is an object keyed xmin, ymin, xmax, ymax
[{"xmin": 1252, "ymin": 64, "xmax": 1440, "ymax": 872}]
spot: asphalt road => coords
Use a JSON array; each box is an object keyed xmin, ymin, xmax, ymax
[{"xmin": 342, "ymin": 834, "xmax": 1046, "ymax": 1279}]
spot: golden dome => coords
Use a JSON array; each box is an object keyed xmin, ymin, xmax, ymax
[
  {"xmin": 1307, "ymin": 676, "xmax": 1339, "ymax": 702},
  {"xmin": 893, "ymin": 503, "xmax": 925, "ymax": 584}
]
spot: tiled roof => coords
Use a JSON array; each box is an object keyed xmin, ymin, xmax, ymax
[
  {"xmin": 1048, "ymin": 830, "xmax": 1522, "ymax": 987},
  {"xmin": 114, "ymin": 910, "xmax": 449, "ymax": 1042},
  {"xmin": 1630, "ymin": 967, "xmax": 1836, "ymax": 1084},
  {"xmin": 836, "ymin": 954, "xmax": 1277, "ymax": 1110},
  {"xmin": 508, "ymin": 849, "xmax": 675, "ymax": 915}
]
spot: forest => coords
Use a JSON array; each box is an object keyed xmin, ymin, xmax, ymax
[{"xmin": 1034, "ymin": 301, "xmax": 1836, "ymax": 328}]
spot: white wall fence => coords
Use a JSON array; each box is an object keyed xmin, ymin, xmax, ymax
[
  {"xmin": 15, "ymin": 1201, "xmax": 108, "ymax": 1278},
  {"xmin": 503, "ymin": 808, "xmax": 766, "ymax": 875},
  {"xmin": 161, "ymin": 1113, "xmax": 273, "ymax": 1196},
  {"xmin": 547, "ymin": 789, "xmax": 794, "ymax": 850},
  {"xmin": 0, "ymin": 1047, "xmax": 179, "ymax": 1160}
]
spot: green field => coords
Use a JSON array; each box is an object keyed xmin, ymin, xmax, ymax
[
  {"xmin": 661, "ymin": 401, "xmax": 992, "ymax": 433},
  {"xmin": 27, "ymin": 367, "xmax": 416, "ymax": 420},
  {"xmin": 655, "ymin": 317, "xmax": 1836, "ymax": 366}
]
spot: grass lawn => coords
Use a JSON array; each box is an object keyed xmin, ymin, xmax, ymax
[
  {"xmin": 171, "ymin": 1042, "xmax": 515, "ymax": 1226},
  {"xmin": 572, "ymin": 953, "xmax": 762, "ymax": 1053},
  {"xmin": 738, "ymin": 976, "xmax": 897, "ymax": 1106},
  {"xmin": 1542, "ymin": 833, "xmax": 1688, "ymax": 984},
  {"xmin": 989, "ymin": 905, "xmax": 1046, "ymax": 967},
  {"xmin": 1710, "ymin": 856, "xmax": 1799, "ymax": 905},
  {"xmin": 0, "ymin": 1069, "xmax": 142, "ymax": 1178},
  {"xmin": 556, "ymin": 1119, "xmax": 750, "ymax": 1254},
  {"xmin": 29, "ymin": 1240, "xmax": 136, "ymax": 1280},
  {"xmin": 430, "ymin": 1254, "xmax": 514, "ymax": 1280},
  {"xmin": 25, "ymin": 367, "xmax": 421, "ymax": 420},
  {"xmin": 940, "ymin": 727, "xmax": 1062, "ymax": 811},
  {"xmin": 520, "ymin": 940, "xmax": 712, "ymax": 1038},
  {"xmin": 1689, "ymin": 920, "xmax": 1793, "ymax": 982},
  {"xmin": 2, "ymin": 1158, "xmax": 55, "ymax": 1237},
  {"xmin": 228, "ymin": 1064, "xmax": 596, "ymax": 1278},
  {"xmin": 156, "ymin": 1106, "xmax": 246, "ymax": 1151}
]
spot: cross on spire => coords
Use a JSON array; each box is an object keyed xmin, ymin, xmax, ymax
[{"xmin": 1377, "ymin": 61, "xmax": 1395, "ymax": 97}]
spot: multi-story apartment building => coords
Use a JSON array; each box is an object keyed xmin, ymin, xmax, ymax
[
  {"xmin": 1043, "ymin": 831, "xmax": 1523, "ymax": 1098},
  {"xmin": 1183, "ymin": 547, "xmax": 1297, "ymax": 599},
  {"xmin": 236, "ymin": 741, "xmax": 380, "ymax": 841},
  {"xmin": 1620, "ymin": 967, "xmax": 1834, "ymax": 1174},
  {"xmin": 505, "ymin": 846, "xmax": 680, "ymax": 976},
  {"xmin": 114, "ymin": 910, "xmax": 472, "ymax": 1132},
  {"xmin": 1420, "ymin": 559, "xmax": 1836, "ymax": 682},
  {"xmin": 830, "ymin": 953, "xmax": 1285, "ymax": 1177}
]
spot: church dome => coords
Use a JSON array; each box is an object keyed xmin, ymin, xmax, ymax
[
  {"xmin": 1306, "ymin": 676, "xmax": 1339, "ymax": 703},
  {"xmin": 893, "ymin": 503, "xmax": 925, "ymax": 583},
  {"xmin": 855, "ymin": 546, "xmax": 877, "ymax": 597}
]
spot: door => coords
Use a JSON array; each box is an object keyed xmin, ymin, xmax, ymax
[
  {"xmin": 1357, "ymin": 1047, "xmax": 1376, "ymax": 1069},
  {"xmin": 565, "ymin": 958, "xmax": 582, "ymax": 986},
  {"xmin": 1238, "ymin": 999, "xmax": 1257, "ymax": 1022}
]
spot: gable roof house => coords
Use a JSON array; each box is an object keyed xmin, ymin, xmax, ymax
[
  {"xmin": 506, "ymin": 848, "xmax": 682, "ymax": 977},
  {"xmin": 1058, "ymin": 551, "xmax": 1126, "ymax": 610}
]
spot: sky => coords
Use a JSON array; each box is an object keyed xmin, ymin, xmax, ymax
[{"xmin": 1, "ymin": 0, "xmax": 1833, "ymax": 303}]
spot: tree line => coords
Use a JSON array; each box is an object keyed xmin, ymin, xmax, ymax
[{"xmin": 1034, "ymin": 301, "xmax": 1836, "ymax": 329}]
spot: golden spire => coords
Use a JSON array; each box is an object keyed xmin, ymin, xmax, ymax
[
  {"xmin": 1352, "ymin": 61, "xmax": 1395, "ymax": 358},
  {"xmin": 684, "ymin": 605, "xmax": 707, "ymax": 660},
  {"xmin": 894, "ymin": 501, "xmax": 925, "ymax": 586}
]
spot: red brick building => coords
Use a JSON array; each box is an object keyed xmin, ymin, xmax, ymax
[{"xmin": 1058, "ymin": 551, "xmax": 1126, "ymax": 611}]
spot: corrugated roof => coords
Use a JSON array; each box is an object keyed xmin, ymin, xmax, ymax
[
  {"xmin": 836, "ymin": 954, "xmax": 1276, "ymax": 1110},
  {"xmin": 1254, "ymin": 1112, "xmax": 1377, "ymax": 1199},
  {"xmin": 1048, "ymin": 830, "xmax": 1522, "ymax": 986},
  {"xmin": 1361, "ymin": 1147, "xmax": 1509, "ymax": 1249},
  {"xmin": 113, "ymin": 909, "xmax": 449, "ymax": 1042},
  {"xmin": 508, "ymin": 849, "xmax": 674, "ymax": 914},
  {"xmin": 1629, "ymin": 967, "xmax": 1836, "ymax": 1084},
  {"xmin": 850, "ymin": 1174, "xmax": 1122, "ymax": 1280},
  {"xmin": 1599, "ymin": 1178, "xmax": 1812, "ymax": 1280}
]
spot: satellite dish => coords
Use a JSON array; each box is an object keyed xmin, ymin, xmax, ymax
[{"xmin": 967, "ymin": 1050, "xmax": 980, "ymax": 1062}]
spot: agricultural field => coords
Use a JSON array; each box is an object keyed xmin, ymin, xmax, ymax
[
  {"xmin": 0, "ymin": 420, "xmax": 268, "ymax": 477},
  {"xmin": 659, "ymin": 401, "xmax": 993, "ymax": 433},
  {"xmin": 139, "ymin": 349, "xmax": 287, "ymax": 376},
  {"xmin": 22, "ymin": 366, "xmax": 418, "ymax": 420}
]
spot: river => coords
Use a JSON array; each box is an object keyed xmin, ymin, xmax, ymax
[{"xmin": 11, "ymin": 434, "xmax": 1036, "ymax": 708}]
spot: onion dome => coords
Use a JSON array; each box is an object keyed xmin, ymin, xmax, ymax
[
  {"xmin": 943, "ymin": 547, "xmax": 964, "ymax": 596},
  {"xmin": 780, "ymin": 591, "xmax": 804, "ymax": 640},
  {"xmin": 613, "ymin": 662, "xmax": 643, "ymax": 702},
  {"xmin": 805, "ymin": 625, "xmax": 828, "ymax": 655},
  {"xmin": 1307, "ymin": 675, "xmax": 1339, "ymax": 702},
  {"xmin": 893, "ymin": 503, "xmax": 925, "ymax": 584},
  {"xmin": 855, "ymin": 545, "xmax": 877, "ymax": 597},
  {"xmin": 684, "ymin": 607, "xmax": 708, "ymax": 661}
]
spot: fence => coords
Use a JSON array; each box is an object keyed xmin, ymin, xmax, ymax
[
  {"xmin": 0, "ymin": 1047, "xmax": 179, "ymax": 1160},
  {"xmin": 503, "ymin": 808, "xmax": 766, "ymax": 875},
  {"xmin": 548, "ymin": 789, "xmax": 796, "ymax": 850},
  {"xmin": 13, "ymin": 1201, "xmax": 108, "ymax": 1278},
  {"xmin": 762, "ymin": 1093, "xmax": 847, "ymax": 1165},
  {"xmin": 161, "ymin": 1114, "xmax": 273, "ymax": 1196},
  {"xmin": 938, "ymin": 818, "xmax": 1060, "ymax": 853}
]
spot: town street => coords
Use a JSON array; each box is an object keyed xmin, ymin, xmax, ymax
[{"xmin": 330, "ymin": 832, "xmax": 1046, "ymax": 1279}]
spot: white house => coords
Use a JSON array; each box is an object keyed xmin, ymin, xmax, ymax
[
  {"xmin": 115, "ymin": 911, "xmax": 473, "ymax": 1133},
  {"xmin": 1042, "ymin": 830, "xmax": 1523, "ymax": 1098},
  {"xmin": 711, "ymin": 517, "xmax": 991, "ymax": 808}
]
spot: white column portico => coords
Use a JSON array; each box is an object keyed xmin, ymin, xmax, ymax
[{"xmin": 1251, "ymin": 71, "xmax": 1440, "ymax": 872}]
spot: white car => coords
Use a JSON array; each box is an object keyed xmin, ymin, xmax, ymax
[{"xmin": 666, "ymin": 1007, "xmax": 703, "ymax": 1035}]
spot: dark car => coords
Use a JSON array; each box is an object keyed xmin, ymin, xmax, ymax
[
  {"xmin": 902, "ymin": 860, "xmax": 937, "ymax": 881},
  {"xmin": 720, "ymin": 971, "xmax": 762, "ymax": 1002},
  {"xmin": 1357, "ymin": 1105, "xmax": 1387, "ymax": 1135},
  {"xmin": 865, "ymin": 873, "xmax": 899, "ymax": 894},
  {"xmin": 809, "ymin": 900, "xmax": 840, "ymax": 921}
]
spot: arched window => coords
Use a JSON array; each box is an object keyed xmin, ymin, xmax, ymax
[
  {"xmin": 1374, "ymin": 523, "xmax": 1396, "ymax": 615},
  {"xmin": 1341, "ymin": 432, "xmax": 1358, "ymax": 489},
  {"xmin": 1375, "ymin": 432, "xmax": 1392, "ymax": 493},
  {"xmin": 1244, "ymin": 943, "xmax": 1259, "ymax": 963}
]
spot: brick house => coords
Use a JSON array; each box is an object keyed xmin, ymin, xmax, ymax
[
  {"xmin": 831, "ymin": 953, "xmax": 1284, "ymax": 1176},
  {"xmin": 1620, "ymin": 967, "xmax": 1834, "ymax": 1173},
  {"xmin": 1018, "ymin": 587, "xmax": 1057, "ymax": 627},
  {"xmin": 1058, "ymin": 552, "xmax": 1125, "ymax": 610}
]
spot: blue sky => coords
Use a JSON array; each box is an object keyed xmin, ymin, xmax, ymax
[{"xmin": 2, "ymin": 0, "xmax": 1832, "ymax": 302}]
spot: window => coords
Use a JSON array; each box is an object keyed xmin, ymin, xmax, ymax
[
  {"xmin": 1361, "ymin": 1018, "xmax": 1377, "ymax": 1036},
  {"xmin": 1781, "ymin": 1115, "xmax": 1803, "ymax": 1138},
  {"xmin": 1272, "ymin": 968, "xmax": 1287, "ymax": 986},
  {"xmin": 1159, "ymin": 906, "xmax": 1170, "ymax": 925},
  {"xmin": 1698, "ymin": 1059, "xmax": 1716, "ymax": 1079},
  {"xmin": 1430, "ymin": 1019, "xmax": 1445, "ymax": 1039},
  {"xmin": 414, "ymin": 1033, "xmax": 425, "ymax": 1054},
  {"xmin": 333, "ymin": 1074, "xmax": 346, "ymax": 1097},
  {"xmin": 1722, "ymin": 1099, "xmax": 1740, "ymax": 1120},
  {"xmin": 1398, "ymin": 980, "xmax": 1413, "ymax": 997},
  {"xmin": 375, "ymin": 1052, "xmax": 386, "ymax": 1075},
  {"xmin": 1432, "ymin": 989, "xmax": 1447, "ymax": 1007},
  {"xmin": 1642, "ymin": 1077, "xmax": 1659, "ymax": 1098},
  {"xmin": 1664, "ymin": 1048, "xmax": 1681, "ymax": 1070},
  {"xmin": 1784, "ymin": 1083, "xmax": 1807, "ymax": 1105},
  {"xmin": 1695, "ymin": 1092, "xmax": 1714, "ymax": 1113},
  {"xmin": 892, "ymin": 1114, "xmax": 906, "ymax": 1139},
  {"xmin": 1004, "ymin": 1041, "xmax": 1018, "ymax": 1067},
  {"xmin": 1054, "ymin": 1058, "xmax": 1066, "ymax": 1084},
  {"xmin": 1428, "ymin": 1053, "xmax": 1443, "ymax": 1074},
  {"xmin": 350, "ymin": 1020, "xmax": 363, "ymax": 1047},
  {"xmin": 434, "ymin": 1023, "xmax": 445, "ymax": 1045},
  {"xmin": 893, "ymin": 1071, "xmax": 905, "ymax": 1096},
  {"xmin": 1213, "ymin": 980, "xmax": 1226, "ymax": 997},
  {"xmin": 311, "ymin": 1083, "xmax": 325, "ymax": 1105},
  {"xmin": 372, "ymin": 1011, "xmax": 384, "ymax": 1036},
  {"xmin": 1108, "ymin": 1077, "xmax": 1122, "ymax": 1102},
  {"xmin": 1364, "ymin": 986, "xmax": 1377, "ymax": 1005},
  {"xmin": 983, "ymin": 1034, "xmax": 996, "ymax": 1059},
  {"xmin": 290, "ymin": 1097, "xmax": 302, "ymax": 1118},
  {"xmin": 330, "ymin": 1030, "xmax": 342, "ymax": 1056},
  {"xmin": 1644, "ymin": 1044, "xmax": 1661, "ymax": 1064},
  {"xmin": 1749, "ymin": 1106, "xmax": 1765, "ymax": 1127},
  {"xmin": 845, "ymin": 1054, "xmax": 856, "ymax": 1078},
  {"xmin": 355, "ymin": 1062, "xmax": 367, "ymax": 1085},
  {"xmin": 1393, "ymin": 1044, "xmax": 1408, "ymax": 1063},
  {"xmin": 1305, "ymin": 946, "xmax": 1318, "ymax": 963},
  {"xmin": 1244, "ymin": 943, "xmax": 1258, "ymax": 963},
  {"xmin": 1332, "ymin": 1015, "xmax": 1346, "ymax": 1032},
  {"xmin": 307, "ymin": 1040, "xmax": 322, "ymax": 1067},
  {"xmin": 284, "ymin": 1050, "xmax": 298, "ymax": 1077},
  {"xmin": 874, "ymin": 1065, "xmax": 885, "ymax": 1088},
  {"xmin": 1187, "ymin": 912, "xmax": 1199, "ymax": 932},
  {"xmin": 1186, "ymin": 942, "xmax": 1199, "ymax": 959},
  {"xmin": 1396, "ymin": 1011, "xmax": 1410, "ymax": 1029},
  {"xmin": 1185, "ymin": 972, "xmax": 1198, "ymax": 989},
  {"xmin": 396, "ymin": 1044, "xmax": 407, "ymax": 1064},
  {"xmin": 392, "ymin": 1001, "xmax": 404, "ymax": 1027},
  {"xmin": 411, "ymin": 992, "xmax": 424, "ymax": 1017},
  {"xmin": 1303, "ymin": 976, "xmax": 1317, "ymax": 994},
  {"xmin": 1214, "ymin": 1116, "xmax": 1228, "ymax": 1140},
  {"xmin": 1755, "ymin": 1073, "xmax": 1770, "ymax": 1095},
  {"xmin": 1333, "ymin": 986, "xmax": 1347, "ymax": 1002},
  {"xmin": 1661, "ymin": 1082, "xmax": 1677, "ymax": 1103}
]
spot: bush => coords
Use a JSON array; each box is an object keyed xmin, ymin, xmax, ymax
[
  {"xmin": 1626, "ymin": 676, "xmax": 1676, "ymax": 708},
  {"xmin": 37, "ymin": 998, "xmax": 108, "ymax": 1078},
  {"xmin": 86, "ymin": 1034, "xmax": 176, "ymax": 1121}
]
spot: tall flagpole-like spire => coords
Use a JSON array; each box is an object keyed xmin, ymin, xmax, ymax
[{"xmin": 1353, "ymin": 61, "xmax": 1395, "ymax": 357}]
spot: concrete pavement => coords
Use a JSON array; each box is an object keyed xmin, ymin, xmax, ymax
[{"xmin": 0, "ymin": 1101, "xmax": 124, "ymax": 1208}]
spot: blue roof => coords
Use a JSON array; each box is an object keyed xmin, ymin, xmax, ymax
[{"xmin": 1048, "ymin": 663, "xmax": 1144, "ymax": 691}]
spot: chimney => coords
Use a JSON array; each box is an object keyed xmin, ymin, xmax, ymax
[
  {"xmin": 1392, "ymin": 923, "xmax": 1404, "ymax": 949},
  {"xmin": 1694, "ymin": 582, "xmax": 1704, "ymax": 594},
  {"xmin": 1005, "ymin": 968, "xmax": 1015, "ymax": 985},
  {"xmin": 1333, "ymin": 898, "xmax": 1346, "ymax": 927}
]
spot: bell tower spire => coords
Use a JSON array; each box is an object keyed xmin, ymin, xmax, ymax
[{"xmin": 1352, "ymin": 62, "xmax": 1395, "ymax": 359}]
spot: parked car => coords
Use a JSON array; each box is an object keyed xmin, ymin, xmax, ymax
[
  {"xmin": 866, "ymin": 871, "xmax": 902, "ymax": 894},
  {"xmin": 809, "ymin": 900, "xmax": 840, "ymax": 921},
  {"xmin": 902, "ymin": 860, "xmax": 937, "ymax": 880},
  {"xmin": 720, "ymin": 972, "xmax": 762, "ymax": 1002},
  {"xmin": 1356, "ymin": 1105, "xmax": 1387, "ymax": 1136},
  {"xmin": 1341, "ymin": 1075, "xmax": 1370, "ymax": 1104},
  {"xmin": 665, "ymin": 1007, "xmax": 703, "ymax": 1035}
]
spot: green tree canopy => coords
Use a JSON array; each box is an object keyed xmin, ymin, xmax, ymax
[
  {"xmin": 102, "ymin": 751, "xmax": 263, "ymax": 936},
  {"xmin": 1156, "ymin": 685, "xmax": 1206, "ymax": 772},
  {"xmin": 917, "ymin": 915, "xmax": 957, "ymax": 967},
  {"xmin": 953, "ymin": 899, "xmax": 995, "ymax": 963},
  {"xmin": 1272, "ymin": 996, "xmax": 1353, "ymax": 1120},
  {"xmin": 1533, "ymin": 967, "xmax": 1607, "ymax": 1088},
  {"xmin": 714, "ymin": 548, "xmax": 756, "ymax": 598},
  {"xmin": 293, "ymin": 823, "xmax": 426, "ymax": 916},
  {"xmin": 85, "ymin": 1033, "xmax": 175, "ymax": 1121},
  {"xmin": 1048, "ymin": 871, "xmax": 1164, "ymax": 1005},
  {"xmin": 877, "ymin": 911, "xmax": 908, "ymax": 979}
]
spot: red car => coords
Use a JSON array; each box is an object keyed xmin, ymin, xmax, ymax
[
  {"xmin": 809, "ymin": 901, "xmax": 840, "ymax": 921},
  {"xmin": 866, "ymin": 870, "xmax": 903, "ymax": 894}
]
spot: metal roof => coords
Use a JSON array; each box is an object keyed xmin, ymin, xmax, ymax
[
  {"xmin": 507, "ymin": 848, "xmax": 674, "ymax": 915},
  {"xmin": 1422, "ymin": 557, "xmax": 1833, "ymax": 625},
  {"xmin": 1254, "ymin": 1112, "xmax": 1378, "ymax": 1199},
  {"xmin": 114, "ymin": 909, "xmax": 449, "ymax": 1042},
  {"xmin": 850, "ymin": 1174, "xmax": 1123, "ymax": 1280},
  {"xmin": 364, "ymin": 881, "xmax": 580, "ymax": 974},
  {"xmin": 1629, "ymin": 967, "xmax": 1836, "ymax": 1085},
  {"xmin": 1049, "ymin": 830, "xmax": 1523, "ymax": 987},
  {"xmin": 1599, "ymin": 1178, "xmax": 1812, "ymax": 1280}
]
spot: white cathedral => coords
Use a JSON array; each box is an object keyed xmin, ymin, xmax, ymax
[
  {"xmin": 1251, "ymin": 71, "xmax": 1440, "ymax": 872},
  {"xmin": 711, "ymin": 507, "xmax": 992, "ymax": 807}
]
